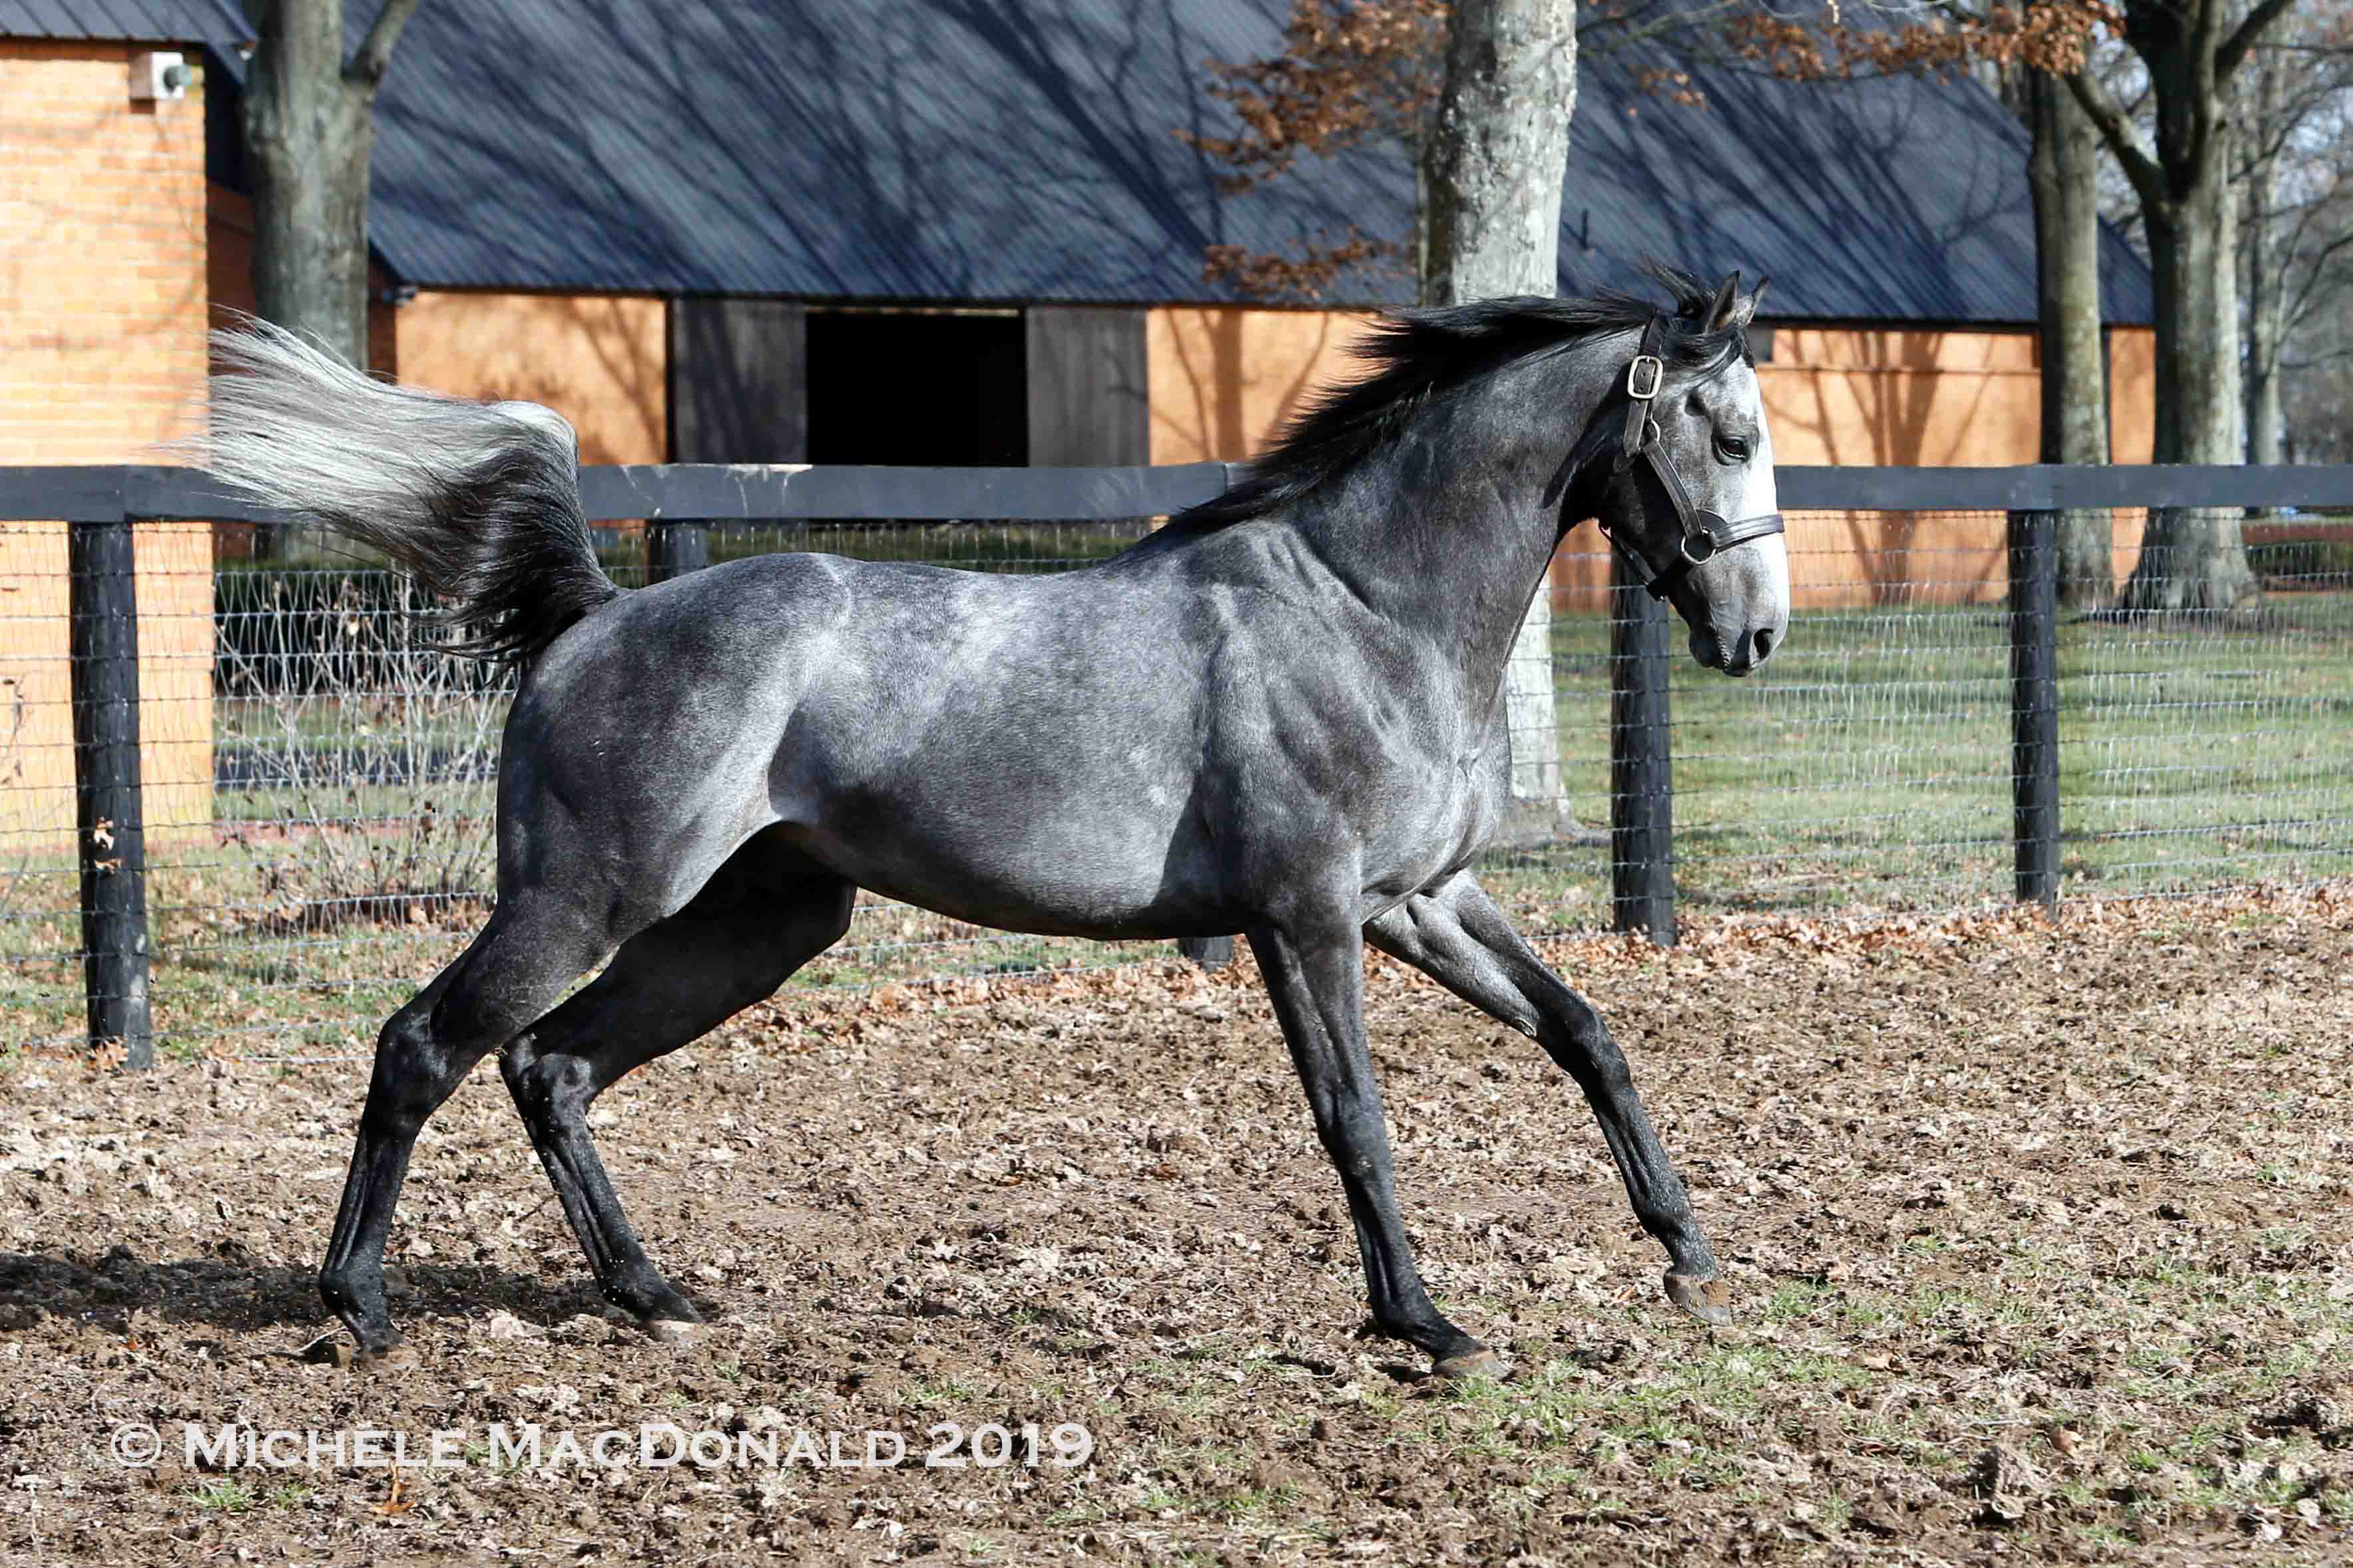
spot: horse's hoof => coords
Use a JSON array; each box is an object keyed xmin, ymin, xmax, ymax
[
  {"xmin": 350, "ymin": 1340, "xmax": 419, "ymax": 1372},
  {"xmin": 642, "ymin": 1317, "xmax": 703, "ymax": 1346},
  {"xmin": 1431, "ymin": 1345, "xmax": 1511, "ymax": 1381},
  {"xmin": 1663, "ymin": 1270, "xmax": 1733, "ymax": 1325}
]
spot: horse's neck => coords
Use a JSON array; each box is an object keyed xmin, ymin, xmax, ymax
[{"xmin": 1282, "ymin": 448, "xmax": 1570, "ymax": 715}]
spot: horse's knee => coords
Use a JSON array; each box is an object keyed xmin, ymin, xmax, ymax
[
  {"xmin": 1544, "ymin": 994, "xmax": 1633, "ymax": 1088},
  {"xmin": 501, "ymin": 1046, "xmax": 594, "ymax": 1123},
  {"xmin": 359, "ymin": 1008, "xmax": 456, "ymax": 1133}
]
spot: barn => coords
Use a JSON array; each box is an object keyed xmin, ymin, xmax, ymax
[{"xmin": 0, "ymin": 0, "xmax": 2158, "ymax": 842}]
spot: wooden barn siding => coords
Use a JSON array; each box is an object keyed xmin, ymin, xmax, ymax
[
  {"xmin": 0, "ymin": 41, "xmax": 213, "ymax": 847},
  {"xmin": 1027, "ymin": 307, "xmax": 1149, "ymax": 467},
  {"xmin": 667, "ymin": 297, "xmax": 802, "ymax": 464},
  {"xmin": 1147, "ymin": 306, "xmax": 2162, "ymax": 611},
  {"xmin": 399, "ymin": 290, "xmax": 669, "ymax": 465}
]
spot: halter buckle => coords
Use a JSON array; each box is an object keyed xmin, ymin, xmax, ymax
[
  {"xmin": 1679, "ymin": 527, "xmax": 1719, "ymax": 567},
  {"xmin": 1626, "ymin": 355, "xmax": 1664, "ymax": 401}
]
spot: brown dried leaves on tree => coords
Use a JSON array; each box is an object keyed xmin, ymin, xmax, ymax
[
  {"xmin": 1183, "ymin": 0, "xmax": 1447, "ymax": 300},
  {"xmin": 1730, "ymin": 2, "xmax": 2117, "ymax": 82}
]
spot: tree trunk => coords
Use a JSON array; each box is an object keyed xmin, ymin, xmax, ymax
[
  {"xmin": 2245, "ymin": 225, "xmax": 2286, "ymax": 468},
  {"xmin": 241, "ymin": 0, "xmax": 414, "ymax": 560},
  {"xmin": 2243, "ymin": 61, "xmax": 2287, "ymax": 469},
  {"xmin": 1421, "ymin": 0, "xmax": 1576, "ymax": 302},
  {"xmin": 243, "ymin": 0, "xmax": 380, "ymax": 370},
  {"xmin": 2025, "ymin": 68, "xmax": 2113, "ymax": 608},
  {"xmin": 2068, "ymin": 0, "xmax": 2275, "ymax": 615},
  {"xmin": 1421, "ymin": 0, "xmax": 1575, "ymax": 822},
  {"xmin": 2121, "ymin": 165, "xmax": 2255, "ymax": 612}
]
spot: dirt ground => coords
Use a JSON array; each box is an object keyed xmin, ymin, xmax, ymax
[{"xmin": 2, "ymin": 887, "xmax": 2350, "ymax": 1566}]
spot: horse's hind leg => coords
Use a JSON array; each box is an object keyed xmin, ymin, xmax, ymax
[
  {"xmin": 320, "ymin": 897, "xmax": 615, "ymax": 1359},
  {"xmin": 498, "ymin": 831, "xmax": 852, "ymax": 1335},
  {"xmin": 1367, "ymin": 871, "xmax": 1729, "ymax": 1325}
]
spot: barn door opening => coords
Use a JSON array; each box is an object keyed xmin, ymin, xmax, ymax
[{"xmin": 805, "ymin": 308, "xmax": 1026, "ymax": 467}]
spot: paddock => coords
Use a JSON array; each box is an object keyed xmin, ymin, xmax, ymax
[{"xmin": 1, "ymin": 887, "xmax": 2346, "ymax": 1563}]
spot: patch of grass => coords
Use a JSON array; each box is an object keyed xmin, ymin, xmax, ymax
[
  {"xmin": 188, "ymin": 1478, "xmax": 258, "ymax": 1513},
  {"xmin": 1205, "ymin": 1484, "xmax": 1297, "ymax": 1523}
]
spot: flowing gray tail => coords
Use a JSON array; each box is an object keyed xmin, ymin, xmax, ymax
[{"xmin": 197, "ymin": 321, "xmax": 620, "ymax": 664}]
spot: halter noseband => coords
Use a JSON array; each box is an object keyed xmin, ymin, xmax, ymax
[{"xmin": 1591, "ymin": 316, "xmax": 1787, "ymax": 602}]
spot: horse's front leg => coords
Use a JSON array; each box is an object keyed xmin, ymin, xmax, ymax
[
  {"xmin": 1367, "ymin": 871, "xmax": 1731, "ymax": 1325},
  {"xmin": 1248, "ymin": 914, "xmax": 1506, "ymax": 1379}
]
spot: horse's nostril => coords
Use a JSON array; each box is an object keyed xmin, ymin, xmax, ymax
[{"xmin": 1753, "ymin": 627, "xmax": 1776, "ymax": 661}]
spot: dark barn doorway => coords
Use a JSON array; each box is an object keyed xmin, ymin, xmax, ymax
[{"xmin": 805, "ymin": 308, "xmax": 1027, "ymax": 467}]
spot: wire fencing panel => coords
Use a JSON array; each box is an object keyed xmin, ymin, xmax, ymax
[
  {"xmin": 2063, "ymin": 513, "xmax": 2353, "ymax": 893},
  {"xmin": 1656, "ymin": 508, "xmax": 2025, "ymax": 917},
  {"xmin": 1489, "ymin": 507, "xmax": 2353, "ymax": 930},
  {"xmin": 1, "ymin": 499, "xmax": 2347, "ymax": 1061}
]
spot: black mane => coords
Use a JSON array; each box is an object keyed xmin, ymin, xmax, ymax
[{"xmin": 1161, "ymin": 267, "xmax": 1752, "ymax": 536}]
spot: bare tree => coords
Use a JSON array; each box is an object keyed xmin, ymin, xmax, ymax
[
  {"xmin": 2064, "ymin": 0, "xmax": 2306, "ymax": 610},
  {"xmin": 2244, "ymin": 53, "xmax": 2290, "ymax": 469},
  {"xmin": 2275, "ymin": 154, "xmax": 2353, "ymax": 461},
  {"xmin": 1739, "ymin": 0, "xmax": 2121, "ymax": 603},
  {"xmin": 241, "ymin": 0, "xmax": 420, "ymax": 370},
  {"xmin": 2236, "ymin": 21, "xmax": 2353, "ymax": 467}
]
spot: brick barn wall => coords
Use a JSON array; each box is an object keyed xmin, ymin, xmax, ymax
[{"xmin": 0, "ymin": 39, "xmax": 213, "ymax": 847}]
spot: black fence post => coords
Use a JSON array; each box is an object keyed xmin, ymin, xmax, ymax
[
  {"xmin": 647, "ymin": 520, "xmax": 710, "ymax": 582},
  {"xmin": 68, "ymin": 512, "xmax": 154, "ymax": 1065},
  {"xmin": 1609, "ymin": 554, "xmax": 1675, "ymax": 945},
  {"xmin": 2007, "ymin": 508, "xmax": 2061, "ymax": 905}
]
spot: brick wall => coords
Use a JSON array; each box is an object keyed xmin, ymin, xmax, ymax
[{"xmin": 0, "ymin": 39, "xmax": 213, "ymax": 846}]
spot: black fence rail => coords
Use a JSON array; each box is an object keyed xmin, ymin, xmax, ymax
[{"xmin": 1, "ymin": 462, "xmax": 2350, "ymax": 1063}]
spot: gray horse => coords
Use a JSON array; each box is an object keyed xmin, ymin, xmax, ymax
[{"xmin": 202, "ymin": 269, "xmax": 1788, "ymax": 1379}]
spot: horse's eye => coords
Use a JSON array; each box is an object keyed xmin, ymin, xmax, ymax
[{"xmin": 1715, "ymin": 433, "xmax": 1752, "ymax": 464}]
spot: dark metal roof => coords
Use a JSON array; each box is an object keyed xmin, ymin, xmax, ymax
[
  {"xmin": 0, "ymin": 0, "xmax": 235, "ymax": 43},
  {"xmin": 15, "ymin": 0, "xmax": 2156, "ymax": 325}
]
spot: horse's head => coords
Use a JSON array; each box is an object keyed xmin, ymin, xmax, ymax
[{"xmin": 1576, "ymin": 273, "xmax": 1791, "ymax": 677}]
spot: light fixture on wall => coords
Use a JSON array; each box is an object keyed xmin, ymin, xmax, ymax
[{"xmin": 130, "ymin": 51, "xmax": 191, "ymax": 102}]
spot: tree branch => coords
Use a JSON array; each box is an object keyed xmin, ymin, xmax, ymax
[
  {"xmin": 2064, "ymin": 68, "xmax": 2169, "ymax": 213},
  {"xmin": 346, "ymin": 0, "xmax": 420, "ymax": 85},
  {"xmin": 2284, "ymin": 227, "xmax": 2353, "ymax": 320},
  {"xmin": 2217, "ymin": 0, "xmax": 2301, "ymax": 85}
]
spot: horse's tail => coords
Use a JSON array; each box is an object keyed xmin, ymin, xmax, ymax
[{"xmin": 197, "ymin": 320, "xmax": 620, "ymax": 665}]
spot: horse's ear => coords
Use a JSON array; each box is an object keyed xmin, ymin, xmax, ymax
[
  {"xmin": 1705, "ymin": 272, "xmax": 1741, "ymax": 332},
  {"xmin": 1738, "ymin": 275, "xmax": 1771, "ymax": 328}
]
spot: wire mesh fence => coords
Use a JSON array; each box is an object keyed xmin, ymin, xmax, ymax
[
  {"xmin": 1, "ymin": 497, "xmax": 2348, "ymax": 1060},
  {"xmin": 1485, "ymin": 506, "xmax": 2353, "ymax": 927}
]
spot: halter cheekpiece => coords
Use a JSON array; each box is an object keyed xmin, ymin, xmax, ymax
[{"xmin": 1594, "ymin": 315, "xmax": 1786, "ymax": 601}]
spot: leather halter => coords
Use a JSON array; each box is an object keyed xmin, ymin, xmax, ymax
[{"xmin": 1591, "ymin": 316, "xmax": 1787, "ymax": 602}]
